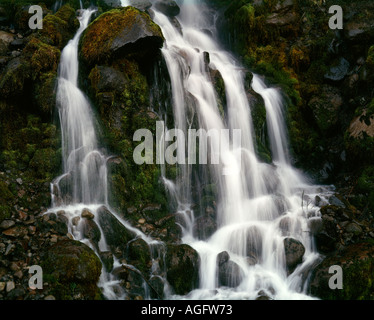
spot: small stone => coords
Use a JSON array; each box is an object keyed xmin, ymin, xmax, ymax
[
  {"xmin": 81, "ymin": 208, "xmax": 95, "ymax": 220},
  {"xmin": 72, "ymin": 216, "xmax": 80, "ymax": 226},
  {"xmin": 0, "ymin": 220, "xmax": 15, "ymax": 230},
  {"xmin": 44, "ymin": 295, "xmax": 56, "ymax": 300},
  {"xmin": 6, "ymin": 281, "xmax": 15, "ymax": 292},
  {"xmin": 50, "ymin": 235, "xmax": 58, "ymax": 243},
  {"xmin": 138, "ymin": 218, "xmax": 146, "ymax": 224},
  {"xmin": 5, "ymin": 243, "xmax": 14, "ymax": 255},
  {"xmin": 345, "ymin": 223, "xmax": 362, "ymax": 236},
  {"xmin": 16, "ymin": 177, "xmax": 23, "ymax": 185},
  {"xmin": 14, "ymin": 270, "xmax": 23, "ymax": 279},
  {"xmin": 0, "ymin": 282, "xmax": 5, "ymax": 291}
]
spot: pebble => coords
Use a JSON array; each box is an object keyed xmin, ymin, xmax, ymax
[
  {"xmin": 0, "ymin": 220, "xmax": 15, "ymax": 230},
  {"xmin": 138, "ymin": 218, "xmax": 146, "ymax": 224},
  {"xmin": 81, "ymin": 209, "xmax": 94, "ymax": 220},
  {"xmin": 16, "ymin": 178, "xmax": 23, "ymax": 185},
  {"xmin": 0, "ymin": 282, "xmax": 5, "ymax": 292},
  {"xmin": 44, "ymin": 295, "xmax": 56, "ymax": 300},
  {"xmin": 6, "ymin": 281, "xmax": 15, "ymax": 293}
]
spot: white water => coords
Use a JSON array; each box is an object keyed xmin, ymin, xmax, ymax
[
  {"xmin": 150, "ymin": 0, "xmax": 334, "ymax": 300},
  {"xmin": 47, "ymin": 1, "xmax": 334, "ymax": 301},
  {"xmin": 49, "ymin": 7, "xmax": 163, "ymax": 300}
]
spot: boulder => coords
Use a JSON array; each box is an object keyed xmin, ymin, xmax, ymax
[
  {"xmin": 165, "ymin": 244, "xmax": 200, "ymax": 295},
  {"xmin": 283, "ymin": 237, "xmax": 305, "ymax": 273},
  {"xmin": 128, "ymin": 0, "xmax": 153, "ymax": 11},
  {"xmin": 126, "ymin": 238, "xmax": 151, "ymax": 273},
  {"xmin": 216, "ymin": 251, "xmax": 243, "ymax": 288},
  {"xmin": 0, "ymin": 57, "xmax": 30, "ymax": 98},
  {"xmin": 41, "ymin": 239, "xmax": 102, "ymax": 299},
  {"xmin": 97, "ymin": 205, "xmax": 136, "ymax": 254},
  {"xmin": 80, "ymin": 6, "xmax": 164, "ymax": 66},
  {"xmin": 89, "ymin": 65, "xmax": 128, "ymax": 94},
  {"xmin": 324, "ymin": 57, "xmax": 350, "ymax": 82},
  {"xmin": 154, "ymin": 0, "xmax": 180, "ymax": 17}
]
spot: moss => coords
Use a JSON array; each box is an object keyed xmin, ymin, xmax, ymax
[
  {"xmin": 38, "ymin": 4, "xmax": 78, "ymax": 49},
  {"xmin": 80, "ymin": 6, "xmax": 164, "ymax": 66},
  {"xmin": 0, "ymin": 180, "xmax": 14, "ymax": 224},
  {"xmin": 24, "ymin": 37, "xmax": 61, "ymax": 79},
  {"xmin": 42, "ymin": 240, "xmax": 103, "ymax": 300}
]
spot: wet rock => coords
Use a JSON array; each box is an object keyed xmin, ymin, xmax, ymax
[
  {"xmin": 245, "ymin": 226, "xmax": 263, "ymax": 261},
  {"xmin": 99, "ymin": 251, "xmax": 114, "ymax": 273},
  {"xmin": 193, "ymin": 215, "xmax": 217, "ymax": 240},
  {"xmin": 217, "ymin": 251, "xmax": 243, "ymax": 288},
  {"xmin": 154, "ymin": 0, "xmax": 180, "ymax": 17},
  {"xmin": 129, "ymin": 0, "xmax": 152, "ymax": 11},
  {"xmin": 283, "ymin": 237, "xmax": 305, "ymax": 273},
  {"xmin": 81, "ymin": 208, "xmax": 95, "ymax": 220},
  {"xmin": 82, "ymin": 218, "xmax": 101, "ymax": 247},
  {"xmin": 97, "ymin": 206, "xmax": 136, "ymax": 253},
  {"xmin": 165, "ymin": 244, "xmax": 200, "ymax": 295},
  {"xmin": 89, "ymin": 65, "xmax": 128, "ymax": 94},
  {"xmin": 149, "ymin": 275, "xmax": 164, "ymax": 299},
  {"xmin": 127, "ymin": 238, "xmax": 151, "ymax": 273}
]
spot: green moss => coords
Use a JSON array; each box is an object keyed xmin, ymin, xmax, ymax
[
  {"xmin": 80, "ymin": 6, "xmax": 164, "ymax": 66},
  {"xmin": 38, "ymin": 4, "xmax": 78, "ymax": 49},
  {"xmin": 24, "ymin": 37, "xmax": 61, "ymax": 78}
]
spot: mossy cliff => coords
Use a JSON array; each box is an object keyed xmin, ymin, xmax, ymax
[{"xmin": 79, "ymin": 6, "xmax": 169, "ymax": 225}]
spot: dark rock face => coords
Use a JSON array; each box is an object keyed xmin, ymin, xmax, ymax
[{"xmin": 165, "ymin": 244, "xmax": 200, "ymax": 295}]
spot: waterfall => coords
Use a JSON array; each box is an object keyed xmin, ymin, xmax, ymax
[
  {"xmin": 48, "ymin": 7, "xmax": 163, "ymax": 300},
  {"xmin": 150, "ymin": 0, "xmax": 333, "ymax": 299},
  {"xmin": 46, "ymin": 1, "xmax": 334, "ymax": 301}
]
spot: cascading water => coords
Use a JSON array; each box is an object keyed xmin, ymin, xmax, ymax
[
  {"xmin": 47, "ymin": 0, "xmax": 334, "ymax": 301},
  {"xmin": 149, "ymin": 0, "xmax": 334, "ymax": 299},
  {"xmin": 48, "ymin": 6, "xmax": 163, "ymax": 300}
]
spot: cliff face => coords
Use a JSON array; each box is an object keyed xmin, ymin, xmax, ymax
[{"xmin": 0, "ymin": 0, "xmax": 373, "ymax": 300}]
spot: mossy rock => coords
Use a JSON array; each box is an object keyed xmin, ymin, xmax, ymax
[
  {"xmin": 165, "ymin": 244, "xmax": 200, "ymax": 295},
  {"xmin": 24, "ymin": 37, "xmax": 61, "ymax": 79},
  {"xmin": 42, "ymin": 239, "xmax": 102, "ymax": 300},
  {"xmin": 309, "ymin": 242, "xmax": 374, "ymax": 300},
  {"xmin": 0, "ymin": 57, "xmax": 31, "ymax": 98},
  {"xmin": 80, "ymin": 6, "xmax": 164, "ymax": 67},
  {"xmin": 39, "ymin": 4, "xmax": 79, "ymax": 49}
]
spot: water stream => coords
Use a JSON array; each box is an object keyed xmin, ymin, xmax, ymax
[{"xmin": 47, "ymin": 0, "xmax": 335, "ymax": 300}]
